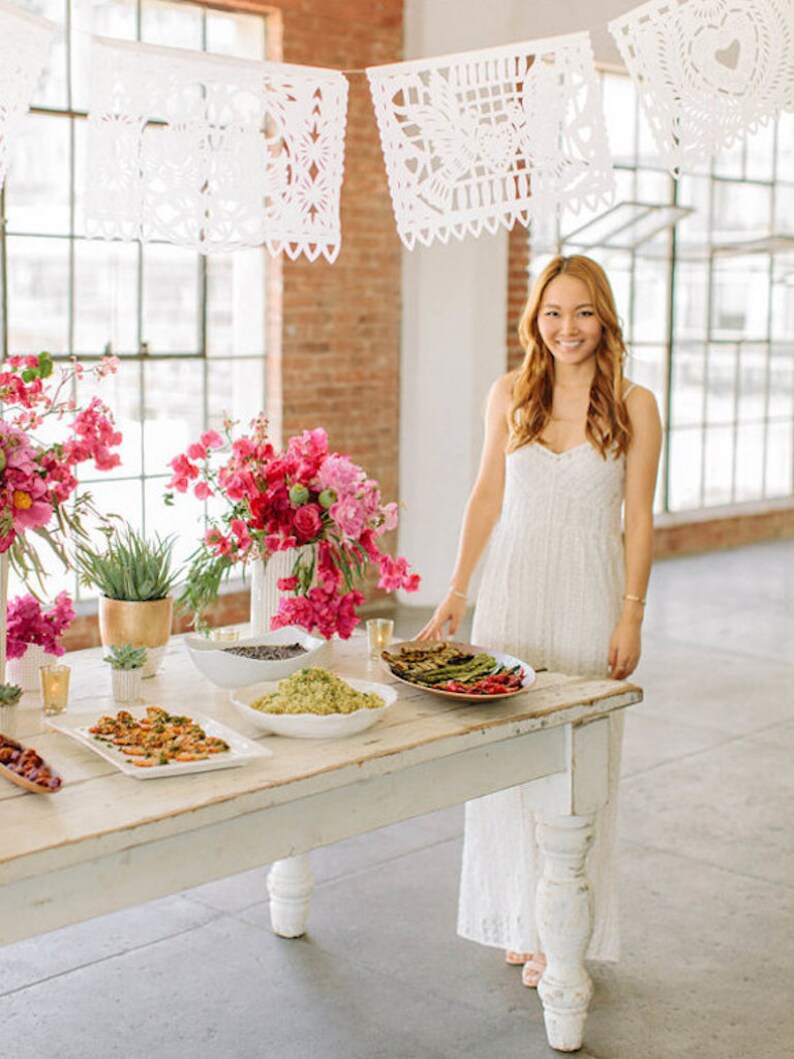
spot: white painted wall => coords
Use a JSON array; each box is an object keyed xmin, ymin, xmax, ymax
[{"xmin": 398, "ymin": 0, "xmax": 637, "ymax": 606}]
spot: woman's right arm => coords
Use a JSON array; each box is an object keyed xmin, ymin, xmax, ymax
[{"xmin": 416, "ymin": 373, "xmax": 513, "ymax": 640}]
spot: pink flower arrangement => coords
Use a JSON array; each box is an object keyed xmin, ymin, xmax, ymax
[
  {"xmin": 0, "ymin": 352, "xmax": 122, "ymax": 576},
  {"xmin": 168, "ymin": 416, "xmax": 420, "ymax": 638},
  {"xmin": 6, "ymin": 592, "xmax": 76, "ymax": 659}
]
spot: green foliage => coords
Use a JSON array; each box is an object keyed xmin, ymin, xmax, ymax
[
  {"xmin": 103, "ymin": 643, "xmax": 147, "ymax": 670},
  {"xmin": 177, "ymin": 547, "xmax": 236, "ymax": 634},
  {"xmin": 74, "ymin": 525, "xmax": 178, "ymax": 601},
  {"xmin": 0, "ymin": 683, "xmax": 23, "ymax": 706}
]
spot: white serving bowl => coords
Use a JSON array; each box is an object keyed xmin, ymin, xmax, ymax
[
  {"xmin": 231, "ymin": 676, "xmax": 397, "ymax": 738},
  {"xmin": 185, "ymin": 626, "xmax": 328, "ymax": 689}
]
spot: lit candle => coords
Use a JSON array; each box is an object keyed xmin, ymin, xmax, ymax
[
  {"xmin": 40, "ymin": 664, "xmax": 71, "ymax": 716},
  {"xmin": 366, "ymin": 618, "xmax": 394, "ymax": 659},
  {"xmin": 210, "ymin": 627, "xmax": 240, "ymax": 643}
]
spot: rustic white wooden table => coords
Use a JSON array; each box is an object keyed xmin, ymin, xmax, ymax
[{"xmin": 0, "ymin": 634, "xmax": 641, "ymax": 1052}]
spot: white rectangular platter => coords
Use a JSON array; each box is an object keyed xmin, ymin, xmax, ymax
[{"xmin": 47, "ymin": 706, "xmax": 271, "ymax": 780}]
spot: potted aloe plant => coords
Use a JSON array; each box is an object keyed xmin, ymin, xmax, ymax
[
  {"xmin": 75, "ymin": 525, "xmax": 178, "ymax": 677},
  {"xmin": 104, "ymin": 643, "xmax": 146, "ymax": 703}
]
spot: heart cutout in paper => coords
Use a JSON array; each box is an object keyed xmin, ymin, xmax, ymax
[
  {"xmin": 715, "ymin": 38, "xmax": 741, "ymax": 71},
  {"xmin": 689, "ymin": 15, "xmax": 756, "ymax": 94}
]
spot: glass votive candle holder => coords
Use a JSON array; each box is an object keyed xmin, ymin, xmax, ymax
[
  {"xmin": 366, "ymin": 618, "xmax": 394, "ymax": 659},
  {"xmin": 211, "ymin": 627, "xmax": 240, "ymax": 644},
  {"xmin": 40, "ymin": 663, "xmax": 71, "ymax": 716}
]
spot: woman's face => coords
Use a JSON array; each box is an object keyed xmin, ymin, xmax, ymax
[{"xmin": 536, "ymin": 274, "xmax": 603, "ymax": 368}]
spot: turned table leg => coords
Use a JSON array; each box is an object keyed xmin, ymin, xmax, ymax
[
  {"xmin": 535, "ymin": 813, "xmax": 596, "ymax": 1053},
  {"xmin": 267, "ymin": 854, "xmax": 315, "ymax": 938}
]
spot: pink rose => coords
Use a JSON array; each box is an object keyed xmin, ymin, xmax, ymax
[
  {"xmin": 293, "ymin": 504, "xmax": 323, "ymax": 542},
  {"xmin": 329, "ymin": 495, "xmax": 366, "ymax": 539}
]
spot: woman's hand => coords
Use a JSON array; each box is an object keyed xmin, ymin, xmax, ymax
[
  {"xmin": 415, "ymin": 592, "xmax": 468, "ymax": 641},
  {"xmin": 607, "ymin": 617, "xmax": 641, "ymax": 680}
]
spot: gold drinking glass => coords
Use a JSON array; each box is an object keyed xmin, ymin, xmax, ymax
[
  {"xmin": 40, "ymin": 664, "xmax": 71, "ymax": 716},
  {"xmin": 366, "ymin": 618, "xmax": 394, "ymax": 659}
]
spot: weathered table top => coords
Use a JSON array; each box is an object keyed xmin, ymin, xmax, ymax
[{"xmin": 0, "ymin": 632, "xmax": 641, "ymax": 945}]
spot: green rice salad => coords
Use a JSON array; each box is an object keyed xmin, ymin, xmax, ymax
[{"xmin": 250, "ymin": 668, "xmax": 384, "ymax": 716}]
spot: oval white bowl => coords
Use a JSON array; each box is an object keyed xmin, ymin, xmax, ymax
[
  {"xmin": 185, "ymin": 627, "xmax": 328, "ymax": 689},
  {"xmin": 231, "ymin": 676, "xmax": 397, "ymax": 738}
]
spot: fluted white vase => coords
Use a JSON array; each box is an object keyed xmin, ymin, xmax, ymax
[
  {"xmin": 249, "ymin": 550, "xmax": 297, "ymax": 637},
  {"xmin": 7, "ymin": 644, "xmax": 57, "ymax": 693}
]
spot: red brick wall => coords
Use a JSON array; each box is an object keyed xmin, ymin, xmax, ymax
[
  {"xmin": 271, "ymin": 0, "xmax": 403, "ymax": 513},
  {"xmin": 506, "ymin": 224, "xmax": 529, "ymax": 371}
]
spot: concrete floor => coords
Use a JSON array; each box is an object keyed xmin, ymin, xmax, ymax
[{"xmin": 1, "ymin": 540, "xmax": 792, "ymax": 1059}]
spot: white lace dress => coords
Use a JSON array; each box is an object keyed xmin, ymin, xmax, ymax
[{"xmin": 457, "ymin": 440, "xmax": 626, "ymax": 961}]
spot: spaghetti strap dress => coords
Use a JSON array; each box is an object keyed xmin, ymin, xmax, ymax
[{"xmin": 456, "ymin": 433, "xmax": 627, "ymax": 961}]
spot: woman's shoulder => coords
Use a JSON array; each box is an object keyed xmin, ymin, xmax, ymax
[
  {"xmin": 623, "ymin": 380, "xmax": 663, "ymax": 448},
  {"xmin": 623, "ymin": 379, "xmax": 658, "ymax": 412},
  {"xmin": 495, "ymin": 372, "xmax": 518, "ymax": 404}
]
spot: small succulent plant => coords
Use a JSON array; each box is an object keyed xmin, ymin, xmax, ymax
[
  {"xmin": 104, "ymin": 643, "xmax": 147, "ymax": 670},
  {"xmin": 0, "ymin": 683, "xmax": 23, "ymax": 706}
]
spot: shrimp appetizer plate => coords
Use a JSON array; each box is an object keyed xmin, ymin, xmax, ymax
[{"xmin": 47, "ymin": 706, "xmax": 270, "ymax": 779}]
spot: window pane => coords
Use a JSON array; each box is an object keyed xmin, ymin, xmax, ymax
[
  {"xmin": 142, "ymin": 358, "xmax": 206, "ymax": 474},
  {"xmin": 771, "ymin": 263, "xmax": 794, "ymax": 341},
  {"xmin": 207, "ymin": 357, "xmax": 265, "ymax": 430},
  {"xmin": 141, "ymin": 244, "xmax": 201, "ymax": 354},
  {"xmin": 776, "ymin": 112, "xmax": 794, "ymax": 174},
  {"xmin": 705, "ymin": 345, "xmax": 737, "ymax": 425},
  {"xmin": 711, "ymin": 258, "xmax": 770, "ymax": 340},
  {"xmin": 674, "ymin": 262, "xmax": 709, "ymax": 341},
  {"xmin": 144, "ymin": 477, "xmax": 197, "ymax": 574},
  {"xmin": 768, "ymin": 347, "xmax": 793, "ymax": 419},
  {"xmin": 668, "ymin": 428, "xmax": 703, "ymax": 511},
  {"xmin": 140, "ymin": 0, "xmax": 203, "ymax": 48},
  {"xmin": 703, "ymin": 424, "xmax": 734, "ymax": 505},
  {"xmin": 713, "ymin": 136, "xmax": 744, "ymax": 180},
  {"xmin": 6, "ymin": 236, "xmax": 70, "ymax": 353},
  {"xmin": 4, "ymin": 115, "xmax": 70, "ymax": 236},
  {"xmin": 632, "ymin": 259, "xmax": 668, "ymax": 342},
  {"xmin": 712, "ymin": 183, "xmax": 771, "ymax": 245},
  {"xmin": 670, "ymin": 343, "xmax": 705, "ymax": 428},
  {"xmin": 765, "ymin": 421, "xmax": 793, "ymax": 497},
  {"xmin": 73, "ymin": 240, "xmax": 140, "ymax": 354},
  {"xmin": 734, "ymin": 422, "xmax": 765, "ymax": 502},
  {"xmin": 206, "ymin": 249, "xmax": 266, "ymax": 358},
  {"xmin": 627, "ymin": 345, "xmax": 666, "ymax": 412},
  {"xmin": 737, "ymin": 344, "xmax": 768, "ymax": 422},
  {"xmin": 205, "ymin": 10, "xmax": 265, "ymax": 59},
  {"xmin": 744, "ymin": 120, "xmax": 775, "ymax": 182}
]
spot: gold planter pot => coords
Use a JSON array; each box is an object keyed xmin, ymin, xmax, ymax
[{"xmin": 98, "ymin": 597, "xmax": 174, "ymax": 678}]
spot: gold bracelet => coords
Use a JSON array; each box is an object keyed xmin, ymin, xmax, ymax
[
  {"xmin": 623, "ymin": 593, "xmax": 646, "ymax": 605},
  {"xmin": 448, "ymin": 586, "xmax": 468, "ymax": 602}
]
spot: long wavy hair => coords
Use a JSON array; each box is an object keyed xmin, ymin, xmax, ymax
[{"xmin": 508, "ymin": 255, "xmax": 631, "ymax": 459}]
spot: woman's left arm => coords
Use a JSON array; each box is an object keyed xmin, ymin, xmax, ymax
[{"xmin": 608, "ymin": 387, "xmax": 663, "ymax": 680}]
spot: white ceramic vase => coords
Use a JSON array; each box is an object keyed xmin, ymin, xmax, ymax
[
  {"xmin": 112, "ymin": 667, "xmax": 143, "ymax": 704},
  {"xmin": 249, "ymin": 550, "xmax": 298, "ymax": 637},
  {"xmin": 7, "ymin": 644, "xmax": 57, "ymax": 693}
]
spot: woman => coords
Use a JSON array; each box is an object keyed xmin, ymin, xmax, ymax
[{"xmin": 418, "ymin": 254, "xmax": 662, "ymax": 985}]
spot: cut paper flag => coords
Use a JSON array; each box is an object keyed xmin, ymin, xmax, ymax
[
  {"xmin": 610, "ymin": 0, "xmax": 794, "ymax": 177},
  {"xmin": 0, "ymin": 0, "xmax": 56, "ymax": 189},
  {"xmin": 85, "ymin": 37, "xmax": 349, "ymax": 260},
  {"xmin": 367, "ymin": 33, "xmax": 614, "ymax": 250}
]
